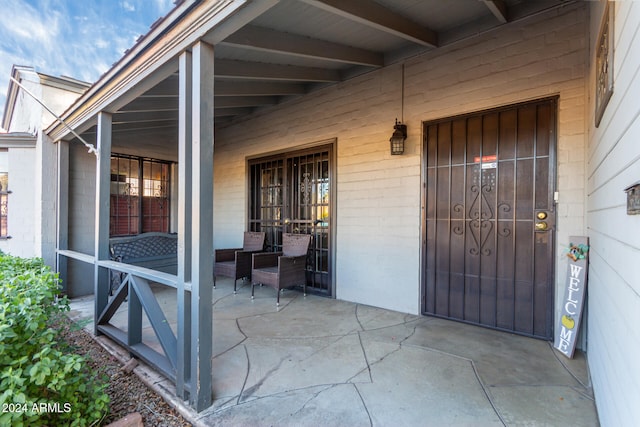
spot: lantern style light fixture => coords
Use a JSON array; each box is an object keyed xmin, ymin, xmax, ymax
[
  {"xmin": 390, "ymin": 118, "xmax": 407, "ymax": 155},
  {"xmin": 390, "ymin": 63, "xmax": 407, "ymax": 155}
]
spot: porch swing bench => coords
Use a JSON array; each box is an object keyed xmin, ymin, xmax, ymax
[{"xmin": 109, "ymin": 232, "xmax": 178, "ymax": 291}]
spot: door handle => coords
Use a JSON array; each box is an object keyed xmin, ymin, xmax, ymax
[{"xmin": 535, "ymin": 221, "xmax": 548, "ymax": 231}]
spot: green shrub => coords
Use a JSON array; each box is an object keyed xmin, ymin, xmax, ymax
[{"xmin": 0, "ymin": 254, "xmax": 110, "ymax": 426}]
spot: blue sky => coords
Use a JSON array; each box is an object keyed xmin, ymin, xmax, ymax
[{"xmin": 0, "ymin": 0, "xmax": 175, "ymax": 130}]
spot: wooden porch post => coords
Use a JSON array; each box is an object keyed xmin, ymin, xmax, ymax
[
  {"xmin": 94, "ymin": 112, "xmax": 112, "ymax": 334},
  {"xmin": 56, "ymin": 140, "xmax": 69, "ymax": 292},
  {"xmin": 177, "ymin": 49, "xmax": 193, "ymax": 401},
  {"xmin": 178, "ymin": 42, "xmax": 214, "ymax": 412}
]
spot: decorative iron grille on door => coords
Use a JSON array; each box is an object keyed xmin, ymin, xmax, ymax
[
  {"xmin": 249, "ymin": 146, "xmax": 332, "ymax": 294},
  {"xmin": 423, "ymin": 98, "xmax": 557, "ymax": 339}
]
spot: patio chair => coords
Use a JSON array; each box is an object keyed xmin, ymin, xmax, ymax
[
  {"xmin": 251, "ymin": 233, "xmax": 312, "ymax": 306},
  {"xmin": 214, "ymin": 231, "xmax": 266, "ymax": 293}
]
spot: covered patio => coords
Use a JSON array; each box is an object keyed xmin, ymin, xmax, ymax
[
  {"xmin": 44, "ymin": 0, "xmax": 640, "ymax": 423},
  {"xmin": 67, "ymin": 277, "xmax": 598, "ymax": 426}
]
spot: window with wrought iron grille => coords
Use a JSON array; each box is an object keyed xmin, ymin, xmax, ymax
[
  {"xmin": 0, "ymin": 150, "xmax": 9, "ymax": 239},
  {"xmin": 110, "ymin": 154, "xmax": 172, "ymax": 236}
]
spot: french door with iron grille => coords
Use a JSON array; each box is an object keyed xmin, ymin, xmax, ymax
[
  {"xmin": 249, "ymin": 145, "xmax": 333, "ymax": 295},
  {"xmin": 423, "ymin": 98, "xmax": 557, "ymax": 339}
]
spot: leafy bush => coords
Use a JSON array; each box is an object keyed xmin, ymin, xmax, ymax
[{"xmin": 0, "ymin": 254, "xmax": 110, "ymax": 426}]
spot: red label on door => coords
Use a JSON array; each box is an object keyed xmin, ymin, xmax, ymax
[{"xmin": 473, "ymin": 154, "xmax": 497, "ymax": 163}]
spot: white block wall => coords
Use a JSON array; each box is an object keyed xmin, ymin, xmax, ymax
[
  {"xmin": 0, "ymin": 147, "xmax": 37, "ymax": 258},
  {"xmin": 66, "ymin": 143, "xmax": 96, "ymax": 297},
  {"xmin": 1, "ymin": 72, "xmax": 83, "ymax": 267},
  {"xmin": 586, "ymin": 2, "xmax": 640, "ymax": 426},
  {"xmin": 215, "ymin": 4, "xmax": 589, "ymax": 315}
]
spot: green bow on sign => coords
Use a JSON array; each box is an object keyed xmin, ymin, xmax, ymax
[{"xmin": 566, "ymin": 243, "xmax": 589, "ymax": 261}]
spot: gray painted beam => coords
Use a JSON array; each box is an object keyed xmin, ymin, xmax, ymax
[
  {"xmin": 112, "ymin": 122, "xmax": 178, "ymax": 133},
  {"xmin": 214, "ymin": 96, "xmax": 278, "ymax": 108},
  {"xmin": 94, "ymin": 112, "xmax": 112, "ymax": 335},
  {"xmin": 119, "ymin": 96, "xmax": 178, "ymax": 113},
  {"xmin": 56, "ymin": 140, "xmax": 69, "ymax": 292},
  {"xmin": 130, "ymin": 276, "xmax": 178, "ymax": 369},
  {"xmin": 299, "ymin": 0, "xmax": 438, "ymax": 47},
  {"xmin": 190, "ymin": 41, "xmax": 214, "ymax": 412},
  {"xmin": 215, "ymin": 81, "xmax": 307, "ymax": 96},
  {"xmin": 177, "ymin": 49, "xmax": 193, "ymax": 401},
  {"xmin": 128, "ymin": 279, "xmax": 143, "ymax": 346},
  {"xmin": 214, "ymin": 107, "xmax": 253, "ymax": 118},
  {"xmin": 482, "ymin": 0, "xmax": 508, "ymax": 23},
  {"xmin": 215, "ymin": 59, "xmax": 340, "ymax": 82},
  {"xmin": 222, "ymin": 25, "xmax": 383, "ymax": 67},
  {"xmin": 97, "ymin": 275, "xmax": 129, "ymax": 324},
  {"xmin": 112, "ymin": 110, "xmax": 179, "ymax": 124},
  {"xmin": 97, "ymin": 260, "xmax": 180, "ymax": 288},
  {"xmin": 98, "ymin": 324, "xmax": 176, "ymax": 382}
]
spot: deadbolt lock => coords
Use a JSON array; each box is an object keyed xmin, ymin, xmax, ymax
[
  {"xmin": 536, "ymin": 211, "xmax": 548, "ymax": 220},
  {"xmin": 535, "ymin": 221, "xmax": 548, "ymax": 231}
]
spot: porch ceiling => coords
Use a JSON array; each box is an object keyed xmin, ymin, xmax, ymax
[{"xmin": 77, "ymin": 0, "xmax": 572, "ymax": 154}]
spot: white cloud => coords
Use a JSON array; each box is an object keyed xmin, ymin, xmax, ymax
[
  {"xmin": 121, "ymin": 1, "xmax": 135, "ymax": 12},
  {"xmin": 154, "ymin": 0, "xmax": 173, "ymax": 13},
  {"xmin": 0, "ymin": 0, "xmax": 175, "ymax": 124}
]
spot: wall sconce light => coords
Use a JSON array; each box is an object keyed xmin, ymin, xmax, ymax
[{"xmin": 390, "ymin": 118, "xmax": 407, "ymax": 155}]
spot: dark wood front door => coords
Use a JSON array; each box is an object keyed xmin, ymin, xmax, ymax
[
  {"xmin": 423, "ymin": 98, "xmax": 557, "ymax": 339},
  {"xmin": 249, "ymin": 145, "xmax": 333, "ymax": 295}
]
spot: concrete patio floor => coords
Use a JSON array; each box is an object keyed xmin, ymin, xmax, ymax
[{"xmin": 68, "ymin": 278, "xmax": 599, "ymax": 426}]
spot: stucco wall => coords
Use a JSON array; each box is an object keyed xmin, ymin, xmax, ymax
[
  {"xmin": 586, "ymin": 2, "xmax": 640, "ymax": 426},
  {"xmin": 215, "ymin": 4, "xmax": 589, "ymax": 315}
]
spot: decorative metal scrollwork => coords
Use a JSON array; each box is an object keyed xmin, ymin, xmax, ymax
[
  {"xmin": 451, "ymin": 185, "xmax": 513, "ymax": 256},
  {"xmin": 468, "ymin": 183, "xmax": 494, "ymax": 256},
  {"xmin": 300, "ymin": 172, "xmax": 312, "ymax": 205}
]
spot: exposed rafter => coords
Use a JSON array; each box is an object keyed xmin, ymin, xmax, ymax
[
  {"xmin": 214, "ymin": 107, "xmax": 254, "ymax": 117},
  {"xmin": 119, "ymin": 96, "xmax": 177, "ymax": 113},
  {"xmin": 482, "ymin": 0, "xmax": 508, "ymax": 23},
  {"xmin": 215, "ymin": 81, "xmax": 308, "ymax": 96},
  {"xmin": 215, "ymin": 59, "xmax": 341, "ymax": 82},
  {"xmin": 298, "ymin": 0, "xmax": 438, "ymax": 48},
  {"xmin": 112, "ymin": 110, "xmax": 178, "ymax": 124},
  {"xmin": 214, "ymin": 96, "xmax": 279, "ymax": 108},
  {"xmin": 222, "ymin": 25, "xmax": 384, "ymax": 67}
]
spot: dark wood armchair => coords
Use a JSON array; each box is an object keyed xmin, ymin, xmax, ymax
[
  {"xmin": 251, "ymin": 233, "xmax": 312, "ymax": 306},
  {"xmin": 214, "ymin": 231, "xmax": 265, "ymax": 293}
]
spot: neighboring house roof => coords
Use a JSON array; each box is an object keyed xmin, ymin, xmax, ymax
[
  {"xmin": 1, "ymin": 65, "xmax": 91, "ymax": 132},
  {"xmin": 0, "ymin": 132, "xmax": 37, "ymax": 148}
]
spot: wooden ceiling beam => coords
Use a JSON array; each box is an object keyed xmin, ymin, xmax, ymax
[
  {"xmin": 215, "ymin": 81, "xmax": 307, "ymax": 96},
  {"xmin": 214, "ymin": 107, "xmax": 254, "ymax": 117},
  {"xmin": 214, "ymin": 96, "xmax": 279, "ymax": 108},
  {"xmin": 215, "ymin": 59, "xmax": 341, "ymax": 82},
  {"xmin": 482, "ymin": 0, "xmax": 508, "ymax": 23},
  {"xmin": 299, "ymin": 0, "xmax": 437, "ymax": 47},
  {"xmin": 222, "ymin": 25, "xmax": 384, "ymax": 67}
]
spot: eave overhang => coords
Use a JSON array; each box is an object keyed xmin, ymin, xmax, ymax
[{"xmin": 46, "ymin": 0, "xmax": 276, "ymax": 142}]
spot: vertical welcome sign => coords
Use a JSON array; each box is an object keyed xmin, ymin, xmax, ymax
[{"xmin": 554, "ymin": 236, "xmax": 589, "ymax": 358}]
